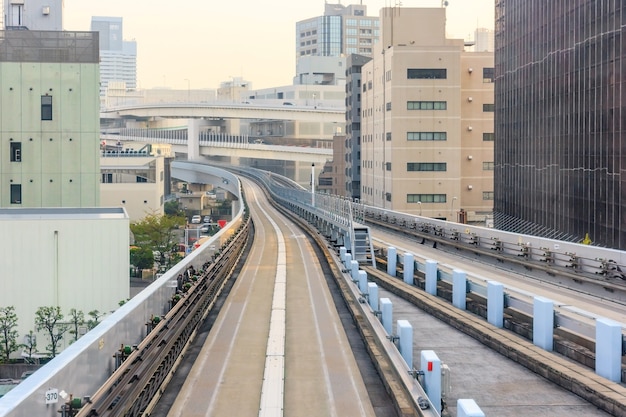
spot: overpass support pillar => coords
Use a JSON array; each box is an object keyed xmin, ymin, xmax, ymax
[
  {"xmin": 387, "ymin": 247, "xmax": 397, "ymax": 277},
  {"xmin": 421, "ymin": 350, "xmax": 442, "ymax": 415},
  {"xmin": 452, "ymin": 269, "xmax": 467, "ymax": 310},
  {"xmin": 403, "ymin": 253, "xmax": 414, "ymax": 285},
  {"xmin": 380, "ymin": 298, "xmax": 392, "ymax": 334},
  {"xmin": 187, "ymin": 118, "xmax": 202, "ymax": 161},
  {"xmin": 487, "ymin": 281, "xmax": 504, "ymax": 328},
  {"xmin": 425, "ymin": 260, "xmax": 438, "ymax": 295},
  {"xmin": 397, "ymin": 319, "xmax": 413, "ymax": 369},
  {"xmin": 596, "ymin": 318, "xmax": 623, "ymax": 382},
  {"xmin": 533, "ymin": 296, "xmax": 554, "ymax": 351}
]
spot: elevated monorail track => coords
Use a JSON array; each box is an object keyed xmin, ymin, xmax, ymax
[{"xmin": 74, "ymin": 218, "xmax": 252, "ymax": 417}]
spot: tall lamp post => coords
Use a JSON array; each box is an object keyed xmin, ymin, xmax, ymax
[
  {"xmin": 311, "ymin": 163, "xmax": 315, "ymax": 207},
  {"xmin": 418, "ymin": 201, "xmax": 422, "ymax": 216}
]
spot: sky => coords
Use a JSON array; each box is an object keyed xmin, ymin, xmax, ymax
[{"xmin": 63, "ymin": 0, "xmax": 494, "ymax": 91}]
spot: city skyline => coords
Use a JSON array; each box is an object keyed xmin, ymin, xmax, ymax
[{"xmin": 63, "ymin": 0, "xmax": 494, "ymax": 90}]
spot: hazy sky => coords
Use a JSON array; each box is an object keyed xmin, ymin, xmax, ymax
[{"xmin": 63, "ymin": 0, "xmax": 494, "ymax": 91}]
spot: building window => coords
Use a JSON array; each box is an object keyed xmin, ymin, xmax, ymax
[
  {"xmin": 41, "ymin": 96, "xmax": 52, "ymax": 120},
  {"xmin": 407, "ymin": 132, "xmax": 447, "ymax": 141},
  {"xmin": 386, "ymin": 132, "xmax": 392, "ymax": 141},
  {"xmin": 483, "ymin": 191, "xmax": 494, "ymax": 200},
  {"xmin": 10, "ymin": 184, "xmax": 21, "ymax": 204},
  {"xmin": 483, "ymin": 67, "xmax": 494, "ymax": 83},
  {"xmin": 386, "ymin": 102, "xmax": 391, "ymax": 111},
  {"xmin": 483, "ymin": 162, "xmax": 495, "ymax": 170},
  {"xmin": 407, "ymin": 101, "xmax": 447, "ymax": 110},
  {"xmin": 10, "ymin": 142, "xmax": 21, "ymax": 162},
  {"xmin": 385, "ymin": 192, "xmax": 392, "ymax": 201},
  {"xmin": 102, "ymin": 173, "xmax": 113, "ymax": 183},
  {"xmin": 407, "ymin": 68, "xmax": 447, "ymax": 79},
  {"xmin": 407, "ymin": 162, "xmax": 447, "ymax": 172},
  {"xmin": 407, "ymin": 194, "xmax": 446, "ymax": 203},
  {"xmin": 483, "ymin": 132, "xmax": 495, "ymax": 141},
  {"xmin": 483, "ymin": 103, "xmax": 495, "ymax": 112},
  {"xmin": 385, "ymin": 162, "xmax": 392, "ymax": 171}
]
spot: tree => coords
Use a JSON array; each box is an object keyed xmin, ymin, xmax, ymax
[
  {"xmin": 130, "ymin": 246, "xmax": 155, "ymax": 270},
  {"xmin": 130, "ymin": 212, "xmax": 185, "ymax": 267},
  {"xmin": 0, "ymin": 306, "xmax": 19, "ymax": 363},
  {"xmin": 164, "ymin": 200, "xmax": 183, "ymax": 216},
  {"xmin": 23, "ymin": 331, "xmax": 37, "ymax": 363},
  {"xmin": 87, "ymin": 310, "xmax": 105, "ymax": 330},
  {"xmin": 68, "ymin": 308, "xmax": 85, "ymax": 343},
  {"xmin": 35, "ymin": 306, "xmax": 69, "ymax": 358}
]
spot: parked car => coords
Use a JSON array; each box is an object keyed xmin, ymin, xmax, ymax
[
  {"xmin": 191, "ymin": 215, "xmax": 202, "ymax": 224},
  {"xmin": 203, "ymin": 215, "xmax": 212, "ymax": 223},
  {"xmin": 200, "ymin": 224, "xmax": 210, "ymax": 233}
]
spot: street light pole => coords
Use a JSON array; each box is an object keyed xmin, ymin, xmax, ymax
[
  {"xmin": 418, "ymin": 201, "xmax": 422, "ymax": 216},
  {"xmin": 311, "ymin": 163, "xmax": 315, "ymax": 207}
]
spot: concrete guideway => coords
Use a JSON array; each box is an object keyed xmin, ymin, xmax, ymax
[{"xmin": 366, "ymin": 267, "xmax": 626, "ymax": 417}]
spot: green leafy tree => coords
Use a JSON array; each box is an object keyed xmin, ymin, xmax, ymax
[
  {"xmin": 164, "ymin": 200, "xmax": 183, "ymax": 216},
  {"xmin": 0, "ymin": 306, "xmax": 19, "ymax": 363},
  {"xmin": 87, "ymin": 310, "xmax": 105, "ymax": 330},
  {"xmin": 130, "ymin": 246, "xmax": 155, "ymax": 270},
  {"xmin": 130, "ymin": 212, "xmax": 185, "ymax": 267},
  {"xmin": 23, "ymin": 331, "xmax": 37, "ymax": 363},
  {"xmin": 35, "ymin": 306, "xmax": 69, "ymax": 358},
  {"xmin": 68, "ymin": 308, "xmax": 85, "ymax": 343}
]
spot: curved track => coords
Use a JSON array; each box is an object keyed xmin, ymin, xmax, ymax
[{"xmin": 165, "ymin": 178, "xmax": 380, "ymax": 417}]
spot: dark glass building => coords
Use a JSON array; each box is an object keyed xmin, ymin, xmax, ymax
[{"xmin": 494, "ymin": 0, "xmax": 626, "ymax": 249}]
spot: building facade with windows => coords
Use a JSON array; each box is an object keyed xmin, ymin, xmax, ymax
[
  {"xmin": 494, "ymin": 1, "xmax": 626, "ymax": 249},
  {"xmin": 359, "ymin": 7, "xmax": 494, "ymax": 221},
  {"xmin": 2, "ymin": 0, "xmax": 63, "ymax": 30},
  {"xmin": 91, "ymin": 16, "xmax": 137, "ymax": 96},
  {"xmin": 0, "ymin": 30, "xmax": 101, "ymax": 207},
  {"xmin": 296, "ymin": 3, "xmax": 379, "ymax": 59}
]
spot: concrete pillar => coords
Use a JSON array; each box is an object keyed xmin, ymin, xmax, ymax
[
  {"xmin": 487, "ymin": 281, "xmax": 504, "ymax": 328},
  {"xmin": 344, "ymin": 253, "xmax": 352, "ymax": 270},
  {"xmin": 403, "ymin": 253, "xmax": 414, "ymax": 285},
  {"xmin": 387, "ymin": 247, "xmax": 397, "ymax": 277},
  {"xmin": 452, "ymin": 269, "xmax": 467, "ymax": 310},
  {"xmin": 596, "ymin": 318, "xmax": 623, "ymax": 382},
  {"xmin": 187, "ymin": 118, "xmax": 201, "ymax": 160},
  {"xmin": 358, "ymin": 270, "xmax": 367, "ymax": 293},
  {"xmin": 533, "ymin": 296, "xmax": 554, "ymax": 351},
  {"xmin": 397, "ymin": 320, "xmax": 413, "ymax": 369},
  {"xmin": 421, "ymin": 350, "xmax": 442, "ymax": 415},
  {"xmin": 351, "ymin": 260, "xmax": 360, "ymax": 282},
  {"xmin": 425, "ymin": 259, "xmax": 438, "ymax": 295},
  {"xmin": 381, "ymin": 298, "xmax": 392, "ymax": 334},
  {"xmin": 368, "ymin": 282, "xmax": 379, "ymax": 311},
  {"xmin": 340, "ymin": 247, "xmax": 346, "ymax": 262},
  {"xmin": 457, "ymin": 399, "xmax": 485, "ymax": 417}
]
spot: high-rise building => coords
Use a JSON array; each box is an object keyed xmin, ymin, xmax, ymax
[
  {"xmin": 359, "ymin": 7, "xmax": 494, "ymax": 222},
  {"xmin": 296, "ymin": 3, "xmax": 379, "ymax": 59},
  {"xmin": 2, "ymin": 0, "xmax": 63, "ymax": 30},
  {"xmin": 344, "ymin": 53, "xmax": 371, "ymax": 198},
  {"xmin": 295, "ymin": 3, "xmax": 379, "ymax": 86},
  {"xmin": 91, "ymin": 16, "xmax": 137, "ymax": 96},
  {"xmin": 0, "ymin": 30, "xmax": 101, "ymax": 207},
  {"xmin": 474, "ymin": 28, "xmax": 494, "ymax": 52},
  {"xmin": 494, "ymin": 1, "xmax": 625, "ymax": 249}
]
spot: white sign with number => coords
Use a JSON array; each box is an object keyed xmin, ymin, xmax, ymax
[{"xmin": 45, "ymin": 388, "xmax": 59, "ymax": 404}]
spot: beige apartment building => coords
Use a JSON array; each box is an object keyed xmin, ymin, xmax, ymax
[{"xmin": 359, "ymin": 7, "xmax": 494, "ymax": 222}]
